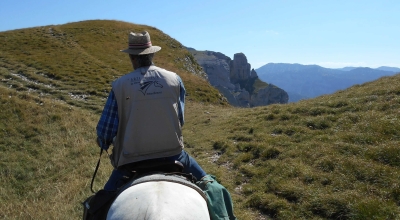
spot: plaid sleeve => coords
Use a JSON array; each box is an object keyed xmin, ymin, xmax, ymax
[
  {"xmin": 96, "ymin": 90, "xmax": 119, "ymax": 150},
  {"xmin": 177, "ymin": 75, "xmax": 185, "ymax": 126}
]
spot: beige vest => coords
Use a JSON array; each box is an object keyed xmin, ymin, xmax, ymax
[{"xmin": 111, "ymin": 65, "xmax": 184, "ymax": 168}]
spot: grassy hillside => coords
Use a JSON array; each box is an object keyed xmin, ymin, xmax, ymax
[
  {"xmin": 0, "ymin": 87, "xmax": 106, "ymax": 219},
  {"xmin": 0, "ymin": 20, "xmax": 226, "ymax": 112},
  {"xmin": 1, "ymin": 20, "xmax": 400, "ymax": 219},
  {"xmin": 186, "ymin": 74, "xmax": 400, "ymax": 219}
]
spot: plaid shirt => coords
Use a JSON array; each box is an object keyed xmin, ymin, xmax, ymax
[{"xmin": 96, "ymin": 75, "xmax": 186, "ymax": 150}]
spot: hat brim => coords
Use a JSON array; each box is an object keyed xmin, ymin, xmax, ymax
[{"xmin": 120, "ymin": 46, "xmax": 161, "ymax": 55}]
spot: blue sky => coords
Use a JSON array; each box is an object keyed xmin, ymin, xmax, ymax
[{"xmin": 1, "ymin": 0, "xmax": 399, "ymax": 69}]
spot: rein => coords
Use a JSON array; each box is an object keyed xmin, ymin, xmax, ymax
[{"xmin": 90, "ymin": 148, "xmax": 104, "ymax": 193}]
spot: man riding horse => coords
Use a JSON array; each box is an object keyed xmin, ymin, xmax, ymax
[{"xmin": 84, "ymin": 31, "xmax": 236, "ymax": 220}]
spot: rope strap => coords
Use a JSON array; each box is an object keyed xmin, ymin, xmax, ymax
[{"xmin": 90, "ymin": 148, "xmax": 103, "ymax": 193}]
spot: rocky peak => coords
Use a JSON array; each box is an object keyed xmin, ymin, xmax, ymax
[
  {"xmin": 251, "ymin": 69, "xmax": 258, "ymax": 78},
  {"xmin": 189, "ymin": 49, "xmax": 288, "ymax": 107},
  {"xmin": 229, "ymin": 53, "xmax": 252, "ymax": 83}
]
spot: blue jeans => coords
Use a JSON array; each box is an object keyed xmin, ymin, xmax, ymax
[{"xmin": 104, "ymin": 150, "xmax": 207, "ymax": 191}]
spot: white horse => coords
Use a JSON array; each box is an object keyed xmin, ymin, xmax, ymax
[{"xmin": 106, "ymin": 173, "xmax": 210, "ymax": 220}]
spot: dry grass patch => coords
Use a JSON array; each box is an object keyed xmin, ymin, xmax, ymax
[{"xmin": 0, "ymin": 87, "xmax": 112, "ymax": 219}]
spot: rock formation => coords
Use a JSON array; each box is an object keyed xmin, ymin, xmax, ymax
[
  {"xmin": 187, "ymin": 50, "xmax": 234, "ymax": 90},
  {"xmin": 251, "ymin": 84, "xmax": 289, "ymax": 106},
  {"xmin": 229, "ymin": 53, "xmax": 254, "ymax": 83},
  {"xmin": 189, "ymin": 49, "xmax": 288, "ymax": 107}
]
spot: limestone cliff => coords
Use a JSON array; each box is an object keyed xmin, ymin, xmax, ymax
[
  {"xmin": 251, "ymin": 84, "xmax": 289, "ymax": 106},
  {"xmin": 230, "ymin": 53, "xmax": 254, "ymax": 83},
  {"xmin": 189, "ymin": 49, "xmax": 288, "ymax": 107}
]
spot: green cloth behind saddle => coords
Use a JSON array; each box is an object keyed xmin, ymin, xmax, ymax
[{"xmin": 196, "ymin": 175, "xmax": 237, "ymax": 220}]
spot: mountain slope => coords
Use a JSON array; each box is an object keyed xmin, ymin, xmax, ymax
[
  {"xmin": 185, "ymin": 74, "xmax": 400, "ymax": 219},
  {"xmin": 0, "ymin": 19, "xmax": 227, "ymax": 219},
  {"xmin": 0, "ymin": 20, "xmax": 227, "ymax": 111},
  {"xmin": 2, "ymin": 71, "xmax": 399, "ymax": 219},
  {"xmin": 1, "ymin": 20, "xmax": 400, "ymax": 219},
  {"xmin": 0, "ymin": 86, "xmax": 103, "ymax": 219}
]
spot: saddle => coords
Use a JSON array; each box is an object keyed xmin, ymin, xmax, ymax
[
  {"xmin": 120, "ymin": 159, "xmax": 197, "ymax": 183},
  {"xmin": 83, "ymin": 160, "xmax": 197, "ymax": 220},
  {"xmin": 121, "ymin": 159, "xmax": 183, "ymax": 175}
]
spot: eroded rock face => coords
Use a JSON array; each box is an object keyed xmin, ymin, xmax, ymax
[
  {"xmin": 189, "ymin": 49, "xmax": 288, "ymax": 107},
  {"xmin": 250, "ymin": 84, "xmax": 289, "ymax": 107},
  {"xmin": 230, "ymin": 53, "xmax": 253, "ymax": 83},
  {"xmin": 189, "ymin": 50, "xmax": 234, "ymax": 90},
  {"xmin": 235, "ymin": 89, "xmax": 251, "ymax": 107},
  {"xmin": 250, "ymin": 69, "xmax": 258, "ymax": 78}
]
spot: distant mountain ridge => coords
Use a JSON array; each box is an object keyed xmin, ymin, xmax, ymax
[
  {"xmin": 256, "ymin": 63, "xmax": 399, "ymax": 102},
  {"xmin": 376, "ymin": 66, "xmax": 400, "ymax": 72},
  {"xmin": 337, "ymin": 66, "xmax": 400, "ymax": 72}
]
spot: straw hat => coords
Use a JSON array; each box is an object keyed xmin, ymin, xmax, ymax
[{"xmin": 120, "ymin": 31, "xmax": 161, "ymax": 55}]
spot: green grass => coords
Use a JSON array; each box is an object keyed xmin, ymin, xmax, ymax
[
  {"xmin": 0, "ymin": 20, "xmax": 227, "ymax": 111},
  {"xmin": 1, "ymin": 20, "xmax": 400, "ymax": 219},
  {"xmin": 182, "ymin": 75, "xmax": 400, "ymax": 219},
  {"xmin": 0, "ymin": 87, "xmax": 111, "ymax": 219}
]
